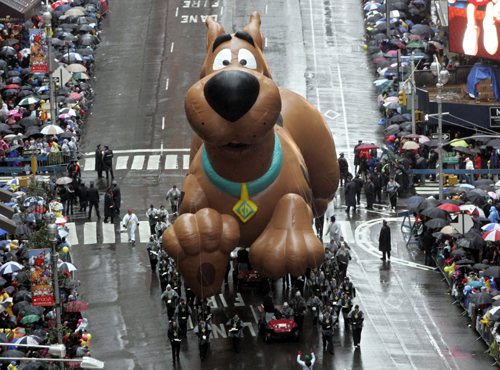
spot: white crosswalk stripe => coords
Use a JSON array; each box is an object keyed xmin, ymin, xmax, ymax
[
  {"xmin": 147, "ymin": 155, "xmax": 160, "ymax": 170},
  {"xmin": 83, "ymin": 154, "xmax": 188, "ymax": 171},
  {"xmin": 116, "ymin": 156, "xmax": 129, "ymax": 170},
  {"xmin": 165, "ymin": 155, "xmax": 178, "ymax": 170},
  {"xmin": 83, "ymin": 222, "xmax": 97, "ymax": 245},
  {"xmin": 102, "ymin": 222, "xmax": 115, "ymax": 244},
  {"xmin": 131, "ymin": 155, "xmax": 145, "ymax": 170},
  {"xmin": 67, "ymin": 221, "xmax": 155, "ymax": 245}
]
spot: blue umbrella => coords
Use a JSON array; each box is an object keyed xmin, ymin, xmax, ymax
[
  {"xmin": 58, "ymin": 228, "xmax": 69, "ymax": 239},
  {"xmin": 459, "ymin": 184, "xmax": 475, "ymax": 189},
  {"xmin": 0, "ymin": 240, "xmax": 10, "ymax": 247},
  {"xmin": 405, "ymin": 196, "xmax": 425, "ymax": 205},
  {"xmin": 468, "ymin": 281, "xmax": 484, "ymax": 288}
]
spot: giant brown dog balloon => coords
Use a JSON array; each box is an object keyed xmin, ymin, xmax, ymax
[{"xmin": 163, "ymin": 12, "xmax": 339, "ymax": 298}]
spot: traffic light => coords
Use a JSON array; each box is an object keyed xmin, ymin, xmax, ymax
[{"xmin": 398, "ymin": 90, "xmax": 406, "ymax": 106}]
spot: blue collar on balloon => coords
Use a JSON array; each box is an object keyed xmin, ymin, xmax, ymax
[{"xmin": 202, "ymin": 132, "xmax": 283, "ymax": 198}]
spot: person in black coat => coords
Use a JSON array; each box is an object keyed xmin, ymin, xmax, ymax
[
  {"xmin": 67, "ymin": 184, "xmax": 76, "ymax": 215},
  {"xmin": 338, "ymin": 153, "xmax": 349, "ymax": 187},
  {"xmin": 104, "ymin": 187, "xmax": 115, "ymax": 223},
  {"xmin": 58, "ymin": 186, "xmax": 68, "ymax": 216},
  {"xmin": 353, "ymin": 140, "xmax": 362, "ymax": 174},
  {"xmin": 102, "ymin": 145, "xmax": 114, "ymax": 180},
  {"xmin": 371, "ymin": 168, "xmax": 383, "ymax": 204},
  {"xmin": 95, "ymin": 144, "xmax": 103, "ymax": 179},
  {"xmin": 364, "ymin": 177, "xmax": 375, "ymax": 210},
  {"xmin": 78, "ymin": 182, "xmax": 88, "ymax": 212},
  {"xmin": 87, "ymin": 181, "xmax": 101, "ymax": 220},
  {"xmin": 111, "ymin": 180, "xmax": 121, "ymax": 214},
  {"xmin": 352, "ymin": 174, "xmax": 364, "ymax": 206},
  {"xmin": 379, "ymin": 220, "xmax": 391, "ymax": 262},
  {"xmin": 423, "ymin": 228, "xmax": 435, "ymax": 266},
  {"xmin": 344, "ymin": 177, "xmax": 357, "ymax": 213}
]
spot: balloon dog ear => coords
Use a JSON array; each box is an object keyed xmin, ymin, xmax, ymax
[
  {"xmin": 205, "ymin": 16, "xmax": 226, "ymax": 52},
  {"xmin": 243, "ymin": 11, "xmax": 264, "ymax": 51}
]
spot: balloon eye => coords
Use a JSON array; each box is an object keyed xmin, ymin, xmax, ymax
[
  {"xmin": 240, "ymin": 59, "xmax": 247, "ymax": 66},
  {"xmin": 223, "ymin": 60, "xmax": 230, "ymax": 66}
]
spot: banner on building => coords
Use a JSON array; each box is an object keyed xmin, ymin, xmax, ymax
[
  {"xmin": 29, "ymin": 28, "xmax": 48, "ymax": 73},
  {"xmin": 29, "ymin": 248, "xmax": 54, "ymax": 306}
]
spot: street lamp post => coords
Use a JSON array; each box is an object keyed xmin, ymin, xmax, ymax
[
  {"xmin": 45, "ymin": 213, "xmax": 63, "ymax": 370},
  {"xmin": 430, "ymin": 56, "xmax": 450, "ymax": 200},
  {"xmin": 42, "ymin": 9, "xmax": 57, "ymax": 125}
]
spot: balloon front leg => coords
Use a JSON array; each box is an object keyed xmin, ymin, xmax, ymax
[
  {"xmin": 162, "ymin": 208, "xmax": 240, "ymax": 297},
  {"xmin": 249, "ymin": 194, "xmax": 324, "ymax": 279}
]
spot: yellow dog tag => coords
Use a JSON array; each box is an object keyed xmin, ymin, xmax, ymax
[{"xmin": 233, "ymin": 183, "xmax": 258, "ymax": 223}]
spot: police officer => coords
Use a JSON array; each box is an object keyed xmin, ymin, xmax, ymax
[
  {"xmin": 158, "ymin": 257, "xmax": 169, "ymax": 292},
  {"xmin": 111, "ymin": 180, "xmax": 121, "ymax": 214},
  {"xmin": 175, "ymin": 298, "xmax": 191, "ymax": 338},
  {"xmin": 198, "ymin": 300, "xmax": 212, "ymax": 324},
  {"xmin": 349, "ymin": 305, "xmax": 364, "ymax": 349},
  {"xmin": 335, "ymin": 243, "xmax": 351, "ymax": 281},
  {"xmin": 279, "ymin": 302, "xmax": 294, "ymax": 319},
  {"xmin": 168, "ymin": 321, "xmax": 182, "ymax": 364},
  {"xmin": 146, "ymin": 236, "xmax": 159, "ymax": 271},
  {"xmin": 87, "ymin": 181, "xmax": 100, "ymax": 220},
  {"xmin": 338, "ymin": 152, "xmax": 349, "ymax": 187},
  {"xmin": 169, "ymin": 273, "xmax": 182, "ymax": 297},
  {"xmin": 317, "ymin": 272, "xmax": 330, "ymax": 304},
  {"xmin": 341, "ymin": 276, "xmax": 356, "ymax": 299},
  {"xmin": 226, "ymin": 314, "xmax": 244, "ymax": 353},
  {"xmin": 290, "ymin": 291, "xmax": 307, "ymax": 328},
  {"xmin": 146, "ymin": 204, "xmax": 158, "ymax": 235},
  {"xmin": 353, "ymin": 174, "xmax": 364, "ymax": 206},
  {"xmin": 166, "ymin": 185, "xmax": 181, "ymax": 214},
  {"xmin": 307, "ymin": 271, "xmax": 320, "ymax": 297},
  {"xmin": 340, "ymin": 292, "xmax": 353, "ymax": 331},
  {"xmin": 319, "ymin": 310, "xmax": 336, "ymax": 354},
  {"xmin": 365, "ymin": 177, "xmax": 375, "ymax": 210},
  {"xmin": 307, "ymin": 292, "xmax": 323, "ymax": 327},
  {"xmin": 194, "ymin": 318, "xmax": 212, "ymax": 361},
  {"xmin": 161, "ymin": 284, "xmax": 179, "ymax": 322},
  {"xmin": 330, "ymin": 286, "xmax": 343, "ymax": 318}
]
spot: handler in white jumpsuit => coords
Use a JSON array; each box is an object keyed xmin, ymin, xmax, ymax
[{"xmin": 122, "ymin": 208, "xmax": 139, "ymax": 244}]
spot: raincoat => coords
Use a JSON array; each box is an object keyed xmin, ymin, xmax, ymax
[
  {"xmin": 489, "ymin": 206, "xmax": 499, "ymax": 224},
  {"xmin": 122, "ymin": 212, "xmax": 139, "ymax": 242}
]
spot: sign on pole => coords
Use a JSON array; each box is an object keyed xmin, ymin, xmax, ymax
[
  {"xmin": 30, "ymin": 29, "xmax": 48, "ymax": 74},
  {"xmin": 29, "ymin": 249, "xmax": 54, "ymax": 306},
  {"xmin": 431, "ymin": 133, "xmax": 450, "ymax": 140},
  {"xmin": 52, "ymin": 65, "xmax": 72, "ymax": 86},
  {"xmin": 443, "ymin": 152, "xmax": 459, "ymax": 164}
]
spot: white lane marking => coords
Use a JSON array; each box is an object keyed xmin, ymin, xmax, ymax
[
  {"xmin": 265, "ymin": 37, "xmax": 267, "ymax": 48},
  {"xmin": 243, "ymin": 322, "xmax": 256, "ymax": 337},
  {"xmin": 175, "ymin": 7, "xmax": 178, "ymax": 17},
  {"xmin": 165, "ymin": 155, "xmax": 178, "ymax": 170},
  {"xmin": 187, "ymin": 316, "xmax": 193, "ymax": 330},
  {"xmin": 139, "ymin": 222, "xmax": 151, "ymax": 243},
  {"xmin": 102, "ymin": 222, "xmax": 115, "ymax": 244},
  {"xmin": 234, "ymin": 293, "xmax": 245, "ymax": 307},
  {"xmin": 166, "ymin": 79, "xmax": 169, "ymax": 91},
  {"xmin": 83, "ymin": 158, "xmax": 95, "ymax": 171},
  {"xmin": 265, "ymin": 5, "xmax": 268, "ymax": 14},
  {"xmin": 162, "ymin": 117, "xmax": 165, "ymax": 130},
  {"xmin": 207, "ymin": 296, "xmax": 218, "ymax": 308},
  {"xmin": 115, "ymin": 156, "xmax": 128, "ymax": 170},
  {"xmin": 183, "ymin": 155, "xmax": 190, "ymax": 170},
  {"xmin": 212, "ymin": 323, "xmax": 227, "ymax": 339},
  {"xmin": 147, "ymin": 155, "xmax": 160, "ymax": 170},
  {"xmin": 340, "ymin": 220, "xmax": 355, "ymax": 244},
  {"xmin": 337, "ymin": 64, "xmax": 351, "ymax": 154},
  {"xmin": 219, "ymin": 293, "xmax": 227, "ymax": 307},
  {"xmin": 131, "ymin": 155, "xmax": 145, "ymax": 170},
  {"xmin": 171, "ymin": 42, "xmax": 174, "ymax": 53},
  {"xmin": 250, "ymin": 305, "xmax": 259, "ymax": 324},
  {"xmin": 307, "ymin": 0, "xmax": 320, "ymax": 111},
  {"xmin": 120, "ymin": 230, "xmax": 129, "ymax": 243},
  {"xmin": 220, "ymin": 6, "xmax": 223, "ymax": 15},
  {"xmin": 84, "ymin": 148, "xmax": 189, "ymax": 156},
  {"xmin": 354, "ymin": 218, "xmax": 434, "ymax": 271},
  {"xmin": 84, "ymin": 222, "xmax": 97, "ymax": 245},
  {"xmin": 66, "ymin": 222, "xmax": 78, "ymax": 246}
]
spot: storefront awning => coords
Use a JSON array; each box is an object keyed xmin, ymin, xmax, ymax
[{"xmin": 0, "ymin": 0, "xmax": 41, "ymax": 23}]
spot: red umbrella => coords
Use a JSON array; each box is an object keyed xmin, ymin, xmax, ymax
[
  {"xmin": 5, "ymin": 84, "xmax": 19, "ymax": 89},
  {"xmin": 438, "ymin": 204, "xmax": 460, "ymax": 212},
  {"xmin": 386, "ymin": 135, "xmax": 396, "ymax": 142},
  {"xmin": 64, "ymin": 301, "xmax": 88, "ymax": 312},
  {"xmin": 30, "ymin": 206, "xmax": 47, "ymax": 214},
  {"xmin": 355, "ymin": 143, "xmax": 379, "ymax": 151}
]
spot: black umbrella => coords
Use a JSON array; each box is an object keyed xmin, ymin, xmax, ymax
[
  {"xmin": 6, "ymin": 71, "xmax": 20, "ymax": 77},
  {"xmin": 17, "ymin": 90, "xmax": 34, "ymax": 98},
  {"xmin": 467, "ymin": 189, "xmax": 487, "ymax": 205},
  {"xmin": 411, "ymin": 24, "xmax": 435, "ymax": 37},
  {"xmin": 425, "ymin": 218, "xmax": 449, "ymax": 229},
  {"xmin": 405, "ymin": 196, "xmax": 425, "ymax": 205},
  {"xmin": 474, "ymin": 179, "xmax": 494, "ymax": 186},
  {"xmin": 486, "ymin": 139, "xmax": 500, "ymax": 148},
  {"xmin": 59, "ymin": 132, "xmax": 75, "ymax": 139},
  {"xmin": 417, "ymin": 198, "xmax": 442, "ymax": 212},
  {"xmin": 389, "ymin": 115, "xmax": 408, "ymax": 124},
  {"xmin": 13, "ymin": 290, "xmax": 32, "ymax": 303},
  {"xmin": 469, "ymin": 292, "xmax": 493, "ymax": 306},
  {"xmin": 76, "ymin": 24, "xmax": 94, "ymax": 32},
  {"xmin": 452, "ymin": 146, "xmax": 473, "ymax": 156},
  {"xmin": 456, "ymin": 265, "xmax": 474, "ymax": 273},
  {"xmin": 0, "ymin": 349, "xmax": 25, "ymax": 359},
  {"xmin": 12, "ymin": 300, "xmax": 29, "ymax": 316},
  {"xmin": 421, "ymin": 207, "xmax": 450, "ymax": 220},
  {"xmin": 19, "ymin": 117, "xmax": 41, "ymax": 128},
  {"xmin": 77, "ymin": 34, "xmax": 98, "ymax": 47},
  {"xmin": 441, "ymin": 199, "xmax": 464, "ymax": 205},
  {"xmin": 456, "ymin": 237, "xmax": 481, "ymax": 250},
  {"xmin": 484, "ymin": 266, "xmax": 500, "ymax": 277},
  {"xmin": 455, "ymin": 259, "xmax": 474, "ymax": 265},
  {"xmin": 473, "ymin": 263, "xmax": 490, "ymax": 270},
  {"xmin": 451, "ymin": 249, "xmax": 466, "ymax": 257},
  {"xmin": 446, "ymin": 186, "xmax": 471, "ymax": 194},
  {"xmin": 0, "ymin": 46, "xmax": 16, "ymax": 57},
  {"xmin": 5, "ymin": 77, "xmax": 22, "ymax": 85},
  {"xmin": 19, "ymin": 305, "xmax": 45, "ymax": 317},
  {"xmin": 22, "ymin": 362, "xmax": 48, "ymax": 370},
  {"xmin": 374, "ymin": 33, "xmax": 388, "ymax": 41},
  {"xmin": 423, "ymin": 139, "xmax": 438, "ymax": 147}
]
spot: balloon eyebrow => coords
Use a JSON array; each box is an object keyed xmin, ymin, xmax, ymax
[
  {"xmin": 212, "ymin": 34, "xmax": 232, "ymax": 52},
  {"xmin": 234, "ymin": 31, "xmax": 255, "ymax": 48}
]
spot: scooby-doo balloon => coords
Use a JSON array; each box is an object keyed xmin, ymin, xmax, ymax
[{"xmin": 163, "ymin": 12, "xmax": 339, "ymax": 297}]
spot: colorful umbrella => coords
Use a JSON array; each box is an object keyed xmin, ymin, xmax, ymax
[
  {"xmin": 482, "ymin": 223, "xmax": 500, "ymax": 231},
  {"xmin": 64, "ymin": 301, "xmax": 88, "ymax": 312},
  {"xmin": 483, "ymin": 230, "xmax": 500, "ymax": 241},
  {"xmin": 437, "ymin": 203, "xmax": 460, "ymax": 212},
  {"xmin": 20, "ymin": 315, "xmax": 41, "ymax": 325},
  {"xmin": 0, "ymin": 261, "xmax": 23, "ymax": 275},
  {"xmin": 449, "ymin": 139, "xmax": 468, "ymax": 147}
]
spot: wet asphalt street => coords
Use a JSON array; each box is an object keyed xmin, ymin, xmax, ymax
[{"xmin": 66, "ymin": 0, "xmax": 496, "ymax": 369}]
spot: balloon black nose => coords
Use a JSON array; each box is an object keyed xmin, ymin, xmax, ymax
[{"xmin": 204, "ymin": 70, "xmax": 260, "ymax": 122}]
